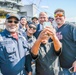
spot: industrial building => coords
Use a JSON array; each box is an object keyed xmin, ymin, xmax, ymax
[{"xmin": 0, "ymin": 0, "xmax": 37, "ymax": 29}]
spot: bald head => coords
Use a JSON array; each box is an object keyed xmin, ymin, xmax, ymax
[
  {"xmin": 39, "ymin": 12, "xmax": 48, "ymax": 25},
  {"xmin": 39, "ymin": 12, "xmax": 48, "ymax": 17}
]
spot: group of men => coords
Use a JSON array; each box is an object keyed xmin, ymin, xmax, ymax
[{"xmin": 0, "ymin": 8, "xmax": 76, "ymax": 75}]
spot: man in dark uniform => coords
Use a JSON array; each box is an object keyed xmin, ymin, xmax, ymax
[{"xmin": 31, "ymin": 26, "xmax": 62, "ymax": 75}]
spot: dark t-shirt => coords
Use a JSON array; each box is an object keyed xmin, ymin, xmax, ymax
[
  {"xmin": 33, "ymin": 42, "xmax": 60, "ymax": 75},
  {"xmin": 56, "ymin": 23, "xmax": 76, "ymax": 68}
]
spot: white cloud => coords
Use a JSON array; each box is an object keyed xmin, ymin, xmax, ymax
[{"xmin": 41, "ymin": 6, "xmax": 49, "ymax": 9}]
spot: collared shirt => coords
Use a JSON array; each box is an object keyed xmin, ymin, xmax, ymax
[
  {"xmin": 22, "ymin": 32, "xmax": 36, "ymax": 49},
  {"xmin": 0, "ymin": 29, "xmax": 31, "ymax": 75},
  {"xmin": 19, "ymin": 24, "xmax": 26, "ymax": 33},
  {"xmin": 37, "ymin": 24, "xmax": 43, "ymax": 31},
  {"xmin": 34, "ymin": 24, "xmax": 43, "ymax": 38}
]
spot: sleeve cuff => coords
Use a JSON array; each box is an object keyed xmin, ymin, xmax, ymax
[{"xmin": 31, "ymin": 52, "xmax": 39, "ymax": 60}]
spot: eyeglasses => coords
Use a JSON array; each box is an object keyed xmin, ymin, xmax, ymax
[
  {"xmin": 7, "ymin": 20, "xmax": 19, "ymax": 24},
  {"xmin": 29, "ymin": 25, "xmax": 36, "ymax": 30},
  {"xmin": 54, "ymin": 14, "xmax": 64, "ymax": 17}
]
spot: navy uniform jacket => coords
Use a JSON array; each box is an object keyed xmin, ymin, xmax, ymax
[
  {"xmin": 0, "ymin": 29, "xmax": 32, "ymax": 75},
  {"xmin": 34, "ymin": 24, "xmax": 43, "ymax": 38}
]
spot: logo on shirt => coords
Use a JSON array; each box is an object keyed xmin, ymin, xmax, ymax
[{"xmin": 56, "ymin": 32, "xmax": 63, "ymax": 40}]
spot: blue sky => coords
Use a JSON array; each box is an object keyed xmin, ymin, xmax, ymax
[{"xmin": 22, "ymin": 0, "xmax": 76, "ymax": 21}]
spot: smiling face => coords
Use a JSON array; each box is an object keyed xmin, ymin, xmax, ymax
[
  {"xmin": 26, "ymin": 24, "xmax": 36, "ymax": 35},
  {"xmin": 5, "ymin": 17, "xmax": 19, "ymax": 33},
  {"xmin": 20, "ymin": 18, "xmax": 27, "ymax": 27},
  {"xmin": 54, "ymin": 11, "xmax": 65, "ymax": 27},
  {"xmin": 39, "ymin": 12, "xmax": 48, "ymax": 25},
  {"xmin": 54, "ymin": 9, "xmax": 66, "ymax": 27}
]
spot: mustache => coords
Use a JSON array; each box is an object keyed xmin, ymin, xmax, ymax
[{"xmin": 56, "ymin": 18, "xmax": 62, "ymax": 20}]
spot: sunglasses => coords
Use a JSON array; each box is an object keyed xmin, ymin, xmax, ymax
[
  {"xmin": 7, "ymin": 20, "xmax": 19, "ymax": 24},
  {"xmin": 54, "ymin": 14, "xmax": 64, "ymax": 17},
  {"xmin": 29, "ymin": 25, "xmax": 36, "ymax": 30}
]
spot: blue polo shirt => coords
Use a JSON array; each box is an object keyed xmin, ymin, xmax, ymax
[{"xmin": 0, "ymin": 29, "xmax": 31, "ymax": 75}]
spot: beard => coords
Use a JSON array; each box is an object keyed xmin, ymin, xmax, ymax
[
  {"xmin": 6, "ymin": 26, "xmax": 18, "ymax": 33},
  {"xmin": 57, "ymin": 22, "xmax": 62, "ymax": 25}
]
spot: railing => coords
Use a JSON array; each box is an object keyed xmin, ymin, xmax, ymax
[
  {"xmin": 0, "ymin": 0, "xmax": 5, "ymax": 2},
  {"xmin": 5, "ymin": 0, "xmax": 17, "ymax": 4}
]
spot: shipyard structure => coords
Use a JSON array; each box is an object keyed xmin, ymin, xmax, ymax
[{"xmin": 0, "ymin": 0, "xmax": 37, "ymax": 29}]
